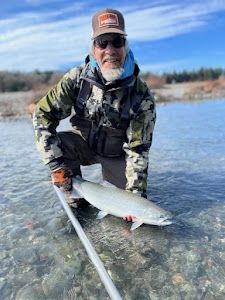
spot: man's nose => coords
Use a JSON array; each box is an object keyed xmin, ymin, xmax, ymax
[{"xmin": 105, "ymin": 42, "xmax": 116, "ymax": 53}]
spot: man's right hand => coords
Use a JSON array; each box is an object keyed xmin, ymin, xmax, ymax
[{"xmin": 51, "ymin": 167, "xmax": 72, "ymax": 192}]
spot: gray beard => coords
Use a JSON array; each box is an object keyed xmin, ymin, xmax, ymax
[{"xmin": 101, "ymin": 67, "xmax": 124, "ymax": 82}]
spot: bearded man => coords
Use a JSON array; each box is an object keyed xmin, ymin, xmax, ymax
[{"xmin": 33, "ymin": 8, "xmax": 156, "ymax": 211}]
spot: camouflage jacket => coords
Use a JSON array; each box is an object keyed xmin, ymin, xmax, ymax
[{"xmin": 33, "ymin": 57, "xmax": 156, "ymax": 197}]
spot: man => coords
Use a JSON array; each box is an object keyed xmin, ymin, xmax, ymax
[{"xmin": 33, "ymin": 8, "xmax": 156, "ymax": 212}]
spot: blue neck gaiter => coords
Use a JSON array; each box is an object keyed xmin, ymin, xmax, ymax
[
  {"xmin": 89, "ymin": 49, "xmax": 135, "ymax": 81},
  {"xmin": 120, "ymin": 50, "xmax": 135, "ymax": 80}
]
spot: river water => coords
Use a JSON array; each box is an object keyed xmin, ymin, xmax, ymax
[{"xmin": 0, "ymin": 99, "xmax": 225, "ymax": 300}]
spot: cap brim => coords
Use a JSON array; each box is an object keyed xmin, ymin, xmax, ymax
[{"xmin": 92, "ymin": 28, "xmax": 127, "ymax": 39}]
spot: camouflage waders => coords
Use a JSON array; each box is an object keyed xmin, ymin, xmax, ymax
[
  {"xmin": 58, "ymin": 130, "xmax": 126, "ymax": 189},
  {"xmin": 33, "ymin": 56, "xmax": 156, "ymax": 198}
]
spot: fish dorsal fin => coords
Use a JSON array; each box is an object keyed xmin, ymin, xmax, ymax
[
  {"xmin": 80, "ymin": 164, "xmax": 117, "ymax": 188},
  {"xmin": 131, "ymin": 221, "xmax": 143, "ymax": 231},
  {"xmin": 96, "ymin": 211, "xmax": 108, "ymax": 219},
  {"xmin": 80, "ymin": 164, "xmax": 103, "ymax": 183},
  {"xmin": 101, "ymin": 181, "xmax": 117, "ymax": 188}
]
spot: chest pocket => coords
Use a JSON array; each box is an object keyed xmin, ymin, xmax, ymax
[{"xmin": 70, "ymin": 114, "xmax": 127, "ymax": 157}]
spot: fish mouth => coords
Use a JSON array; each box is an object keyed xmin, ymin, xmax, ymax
[{"xmin": 158, "ymin": 216, "xmax": 173, "ymax": 226}]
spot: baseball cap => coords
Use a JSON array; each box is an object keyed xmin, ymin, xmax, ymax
[{"xmin": 92, "ymin": 8, "xmax": 127, "ymax": 39}]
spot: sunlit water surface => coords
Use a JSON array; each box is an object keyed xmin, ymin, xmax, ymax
[{"xmin": 1, "ymin": 99, "xmax": 225, "ymax": 300}]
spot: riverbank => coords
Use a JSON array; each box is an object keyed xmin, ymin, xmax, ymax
[
  {"xmin": 153, "ymin": 78, "xmax": 225, "ymax": 103},
  {"xmin": 0, "ymin": 78, "xmax": 225, "ymax": 117}
]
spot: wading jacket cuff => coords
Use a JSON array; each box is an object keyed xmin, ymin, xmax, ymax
[
  {"xmin": 48, "ymin": 157, "xmax": 65, "ymax": 171},
  {"xmin": 51, "ymin": 167, "xmax": 73, "ymax": 192}
]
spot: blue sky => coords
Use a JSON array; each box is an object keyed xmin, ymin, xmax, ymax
[{"xmin": 1, "ymin": 0, "xmax": 225, "ymax": 73}]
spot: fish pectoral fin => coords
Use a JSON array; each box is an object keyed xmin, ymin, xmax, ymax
[
  {"xmin": 130, "ymin": 220, "xmax": 143, "ymax": 231},
  {"xmin": 101, "ymin": 180, "xmax": 117, "ymax": 188},
  {"xmin": 96, "ymin": 210, "xmax": 108, "ymax": 219}
]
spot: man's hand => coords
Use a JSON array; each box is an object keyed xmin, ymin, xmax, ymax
[
  {"xmin": 123, "ymin": 215, "xmax": 137, "ymax": 222},
  {"xmin": 51, "ymin": 167, "xmax": 72, "ymax": 192}
]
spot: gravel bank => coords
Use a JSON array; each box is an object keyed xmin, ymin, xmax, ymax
[{"xmin": 1, "ymin": 80, "xmax": 225, "ymax": 117}]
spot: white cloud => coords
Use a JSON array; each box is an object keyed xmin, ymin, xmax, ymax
[
  {"xmin": 0, "ymin": 15, "xmax": 92, "ymax": 70},
  {"xmin": 125, "ymin": 1, "xmax": 225, "ymax": 40},
  {"xmin": 1, "ymin": 0, "xmax": 225, "ymax": 71},
  {"xmin": 25, "ymin": 0, "xmax": 69, "ymax": 5}
]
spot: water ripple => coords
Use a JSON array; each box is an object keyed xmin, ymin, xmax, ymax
[{"xmin": 1, "ymin": 100, "xmax": 225, "ymax": 299}]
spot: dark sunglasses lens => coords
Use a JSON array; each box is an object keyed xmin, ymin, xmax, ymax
[
  {"xmin": 95, "ymin": 37, "xmax": 125, "ymax": 49},
  {"xmin": 95, "ymin": 39, "xmax": 108, "ymax": 49},
  {"xmin": 112, "ymin": 37, "xmax": 125, "ymax": 48}
]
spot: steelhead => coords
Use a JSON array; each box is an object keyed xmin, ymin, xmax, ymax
[{"xmin": 72, "ymin": 180, "xmax": 172, "ymax": 230}]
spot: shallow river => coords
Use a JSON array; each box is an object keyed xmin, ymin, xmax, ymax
[{"xmin": 1, "ymin": 99, "xmax": 225, "ymax": 300}]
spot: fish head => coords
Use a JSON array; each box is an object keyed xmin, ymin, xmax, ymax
[{"xmin": 143, "ymin": 208, "xmax": 173, "ymax": 226}]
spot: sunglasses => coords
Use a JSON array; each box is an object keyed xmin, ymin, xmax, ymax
[{"xmin": 94, "ymin": 36, "xmax": 125, "ymax": 49}]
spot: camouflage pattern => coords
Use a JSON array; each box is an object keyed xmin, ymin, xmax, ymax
[
  {"xmin": 33, "ymin": 67, "xmax": 82, "ymax": 163},
  {"xmin": 33, "ymin": 58, "xmax": 156, "ymax": 197}
]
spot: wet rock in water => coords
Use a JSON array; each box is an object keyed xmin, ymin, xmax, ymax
[
  {"xmin": 38, "ymin": 244, "xmax": 55, "ymax": 265},
  {"xmin": 141, "ymin": 247, "xmax": 167, "ymax": 266},
  {"xmin": 153, "ymin": 236, "xmax": 170, "ymax": 249},
  {"xmin": 42, "ymin": 267, "xmax": 74, "ymax": 298},
  {"xmin": 30, "ymin": 228, "xmax": 45, "ymax": 238},
  {"xmin": 129, "ymin": 286, "xmax": 150, "ymax": 300},
  {"xmin": 27, "ymin": 227, "xmax": 49, "ymax": 245},
  {"xmin": 11, "ymin": 247, "xmax": 38, "ymax": 265},
  {"xmin": 180, "ymin": 282, "xmax": 197, "ymax": 299},
  {"xmin": 0, "ymin": 250, "xmax": 8, "ymax": 260},
  {"xmin": 81, "ymin": 280, "xmax": 109, "ymax": 300},
  {"xmin": 148, "ymin": 289, "xmax": 164, "ymax": 300},
  {"xmin": 30, "ymin": 235, "xmax": 49, "ymax": 245},
  {"xmin": 184, "ymin": 250, "xmax": 202, "ymax": 278},
  {"xmin": 16, "ymin": 284, "xmax": 45, "ymax": 300},
  {"xmin": 203, "ymin": 291, "xmax": 220, "ymax": 300},
  {"xmin": 0, "ymin": 256, "xmax": 14, "ymax": 279},
  {"xmin": 13, "ymin": 270, "xmax": 37, "ymax": 288},
  {"xmin": 171, "ymin": 244, "xmax": 188, "ymax": 254},
  {"xmin": 208, "ymin": 275, "xmax": 225, "ymax": 299},
  {"xmin": 127, "ymin": 251, "xmax": 149, "ymax": 268},
  {"xmin": 63, "ymin": 257, "xmax": 83, "ymax": 276},
  {"xmin": 0, "ymin": 193, "xmax": 11, "ymax": 203},
  {"xmin": 171, "ymin": 273, "xmax": 185, "ymax": 285},
  {"xmin": 0, "ymin": 281, "xmax": 6, "ymax": 290},
  {"xmin": 159, "ymin": 285, "xmax": 176, "ymax": 299},
  {"xmin": 148, "ymin": 266, "xmax": 167, "ymax": 290},
  {"xmin": 186, "ymin": 250, "xmax": 202, "ymax": 264},
  {"xmin": 0, "ymin": 281, "xmax": 12, "ymax": 299},
  {"xmin": 65, "ymin": 285, "xmax": 83, "ymax": 300},
  {"xmin": 45, "ymin": 211, "xmax": 68, "ymax": 231},
  {"xmin": 8, "ymin": 226, "xmax": 28, "ymax": 240}
]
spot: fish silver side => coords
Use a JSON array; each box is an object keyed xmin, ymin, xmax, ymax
[{"xmin": 72, "ymin": 179, "xmax": 172, "ymax": 230}]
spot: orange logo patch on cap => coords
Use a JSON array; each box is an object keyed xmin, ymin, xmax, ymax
[{"xmin": 98, "ymin": 13, "xmax": 119, "ymax": 27}]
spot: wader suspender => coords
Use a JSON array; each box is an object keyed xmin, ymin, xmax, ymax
[
  {"xmin": 73, "ymin": 79, "xmax": 133, "ymax": 157},
  {"xmin": 76, "ymin": 76, "xmax": 107, "ymax": 114},
  {"xmin": 120, "ymin": 87, "xmax": 131, "ymax": 128},
  {"xmin": 76, "ymin": 79, "xmax": 132, "ymax": 128},
  {"xmin": 76, "ymin": 79, "xmax": 92, "ymax": 114}
]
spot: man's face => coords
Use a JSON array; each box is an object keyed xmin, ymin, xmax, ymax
[{"xmin": 93, "ymin": 33, "xmax": 126, "ymax": 70}]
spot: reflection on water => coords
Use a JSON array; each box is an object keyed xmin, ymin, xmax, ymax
[{"xmin": 1, "ymin": 99, "xmax": 225, "ymax": 299}]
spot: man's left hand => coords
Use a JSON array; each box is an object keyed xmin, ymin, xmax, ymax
[{"xmin": 123, "ymin": 215, "xmax": 137, "ymax": 222}]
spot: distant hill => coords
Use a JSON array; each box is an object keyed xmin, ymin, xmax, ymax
[
  {"xmin": 0, "ymin": 68, "xmax": 224, "ymax": 93},
  {"xmin": 0, "ymin": 67, "xmax": 225, "ymax": 117},
  {"xmin": 0, "ymin": 70, "xmax": 63, "ymax": 93}
]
